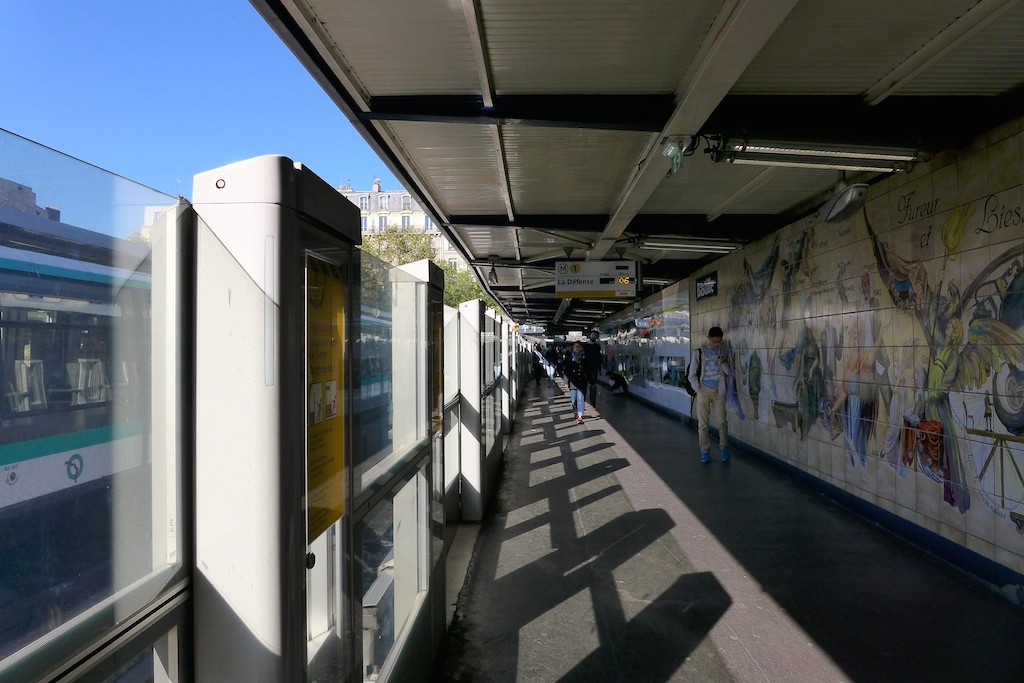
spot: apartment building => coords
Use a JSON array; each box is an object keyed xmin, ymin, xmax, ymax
[{"xmin": 337, "ymin": 178, "xmax": 466, "ymax": 270}]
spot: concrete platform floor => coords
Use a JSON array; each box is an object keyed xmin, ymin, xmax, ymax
[{"xmin": 433, "ymin": 379, "xmax": 1024, "ymax": 682}]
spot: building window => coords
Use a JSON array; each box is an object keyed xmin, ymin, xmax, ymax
[
  {"xmin": 402, "ymin": 195, "xmax": 411, "ymax": 210},
  {"xmin": 379, "ymin": 195, "xmax": 389, "ymax": 211},
  {"xmin": 424, "ymin": 216, "xmax": 432, "ymax": 229},
  {"xmin": 361, "ymin": 216, "xmax": 367, "ymax": 230},
  {"xmin": 401, "ymin": 215, "xmax": 411, "ymax": 228},
  {"xmin": 379, "ymin": 216, "xmax": 387, "ymax": 230},
  {"xmin": 359, "ymin": 195, "xmax": 369, "ymax": 210}
]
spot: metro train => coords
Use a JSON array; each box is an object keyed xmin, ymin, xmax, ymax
[
  {"xmin": 0, "ymin": 209, "xmax": 399, "ymax": 662},
  {"xmin": 0, "ymin": 216, "xmax": 153, "ymax": 660}
]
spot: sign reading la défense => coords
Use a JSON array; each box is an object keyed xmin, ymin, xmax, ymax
[{"xmin": 555, "ymin": 260, "xmax": 637, "ymax": 298}]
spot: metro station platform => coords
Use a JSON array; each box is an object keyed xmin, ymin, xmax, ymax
[{"xmin": 434, "ymin": 378, "xmax": 1024, "ymax": 682}]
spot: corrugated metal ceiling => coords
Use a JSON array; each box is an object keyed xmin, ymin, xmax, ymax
[{"xmin": 252, "ymin": 0, "xmax": 1024, "ymax": 333}]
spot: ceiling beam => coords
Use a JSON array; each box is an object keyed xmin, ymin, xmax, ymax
[
  {"xmin": 589, "ymin": 0, "xmax": 802, "ymax": 260},
  {"xmin": 360, "ymin": 94, "xmax": 676, "ymax": 132},
  {"xmin": 460, "ymin": 0, "xmax": 495, "ymax": 108},
  {"xmin": 864, "ymin": 0, "xmax": 1019, "ymax": 105},
  {"xmin": 701, "ymin": 94, "xmax": 1024, "ymax": 153}
]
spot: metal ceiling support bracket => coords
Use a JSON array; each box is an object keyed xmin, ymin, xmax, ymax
[
  {"xmin": 864, "ymin": 0, "xmax": 1019, "ymax": 105},
  {"xmin": 460, "ymin": 0, "xmax": 494, "ymax": 108},
  {"xmin": 490, "ymin": 125, "xmax": 516, "ymax": 221},
  {"xmin": 590, "ymin": 0, "xmax": 801, "ymax": 260}
]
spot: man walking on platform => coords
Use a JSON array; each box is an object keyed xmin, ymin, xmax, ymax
[
  {"xmin": 689, "ymin": 326, "xmax": 733, "ymax": 463},
  {"xmin": 582, "ymin": 329, "xmax": 602, "ymax": 414}
]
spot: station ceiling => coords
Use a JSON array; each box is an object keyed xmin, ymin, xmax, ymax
[{"xmin": 251, "ymin": 0, "xmax": 1024, "ymax": 334}]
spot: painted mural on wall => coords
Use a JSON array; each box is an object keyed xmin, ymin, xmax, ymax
[{"xmin": 718, "ymin": 163, "xmax": 1024, "ymax": 539}]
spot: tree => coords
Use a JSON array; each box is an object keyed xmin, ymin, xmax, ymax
[
  {"xmin": 360, "ymin": 224, "xmax": 436, "ymax": 265},
  {"xmin": 358, "ymin": 224, "xmax": 496, "ymax": 310},
  {"xmin": 438, "ymin": 260, "xmax": 497, "ymax": 310}
]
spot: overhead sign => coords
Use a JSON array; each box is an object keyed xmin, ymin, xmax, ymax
[{"xmin": 555, "ymin": 260, "xmax": 636, "ymax": 298}]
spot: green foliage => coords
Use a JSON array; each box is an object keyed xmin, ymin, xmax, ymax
[
  {"xmin": 360, "ymin": 224, "xmax": 436, "ymax": 265},
  {"xmin": 357, "ymin": 224, "xmax": 497, "ymax": 311},
  {"xmin": 437, "ymin": 260, "xmax": 497, "ymax": 310}
]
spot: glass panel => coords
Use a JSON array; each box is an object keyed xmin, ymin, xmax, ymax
[
  {"xmin": 354, "ymin": 251, "xmax": 394, "ymax": 491},
  {"xmin": 0, "ymin": 128, "xmax": 185, "ymax": 679},
  {"xmin": 304, "ymin": 244, "xmax": 354, "ymax": 682},
  {"xmin": 357, "ymin": 462, "xmax": 428, "ymax": 682},
  {"xmin": 65, "ymin": 600, "xmax": 191, "ymax": 682},
  {"xmin": 442, "ymin": 306, "xmax": 458, "ymax": 406}
]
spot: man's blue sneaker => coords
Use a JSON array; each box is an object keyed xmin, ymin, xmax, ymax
[
  {"xmin": 721, "ymin": 449, "xmax": 731, "ymax": 463},
  {"xmin": 700, "ymin": 452, "xmax": 711, "ymax": 463}
]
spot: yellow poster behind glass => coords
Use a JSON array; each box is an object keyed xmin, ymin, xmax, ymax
[{"xmin": 306, "ymin": 257, "xmax": 345, "ymax": 539}]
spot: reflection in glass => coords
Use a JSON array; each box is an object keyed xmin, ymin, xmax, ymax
[
  {"xmin": 354, "ymin": 251, "xmax": 394, "ymax": 483},
  {"xmin": 0, "ymin": 128, "xmax": 184, "ymax": 678},
  {"xmin": 357, "ymin": 465, "xmax": 428, "ymax": 682}
]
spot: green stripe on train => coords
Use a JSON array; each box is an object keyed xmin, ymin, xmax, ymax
[
  {"xmin": 0, "ymin": 256, "xmax": 151, "ymax": 289},
  {"xmin": 0, "ymin": 422, "xmax": 145, "ymax": 466}
]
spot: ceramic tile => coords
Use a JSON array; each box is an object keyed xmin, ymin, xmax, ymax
[{"xmin": 959, "ymin": 149, "xmax": 989, "ymax": 204}]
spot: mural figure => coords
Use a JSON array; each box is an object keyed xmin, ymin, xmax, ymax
[
  {"xmin": 817, "ymin": 323, "xmax": 843, "ymax": 439},
  {"xmin": 867, "ymin": 208, "xmax": 1024, "ymax": 513},
  {"xmin": 881, "ymin": 346, "xmax": 926, "ymax": 473},
  {"xmin": 829, "ymin": 315, "xmax": 875, "ymax": 463},
  {"xmin": 744, "ymin": 349, "xmax": 762, "ymax": 419},
  {"xmin": 827, "ymin": 270, "xmax": 891, "ymax": 465},
  {"xmin": 730, "ymin": 240, "xmax": 780, "ymax": 327},
  {"xmin": 776, "ymin": 319, "xmax": 822, "ymax": 438}
]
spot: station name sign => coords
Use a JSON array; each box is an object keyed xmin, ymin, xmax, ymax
[
  {"xmin": 695, "ymin": 271, "xmax": 718, "ymax": 300},
  {"xmin": 555, "ymin": 260, "xmax": 636, "ymax": 298}
]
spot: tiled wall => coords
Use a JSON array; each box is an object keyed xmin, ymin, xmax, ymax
[{"xmin": 691, "ymin": 117, "xmax": 1024, "ymax": 603}]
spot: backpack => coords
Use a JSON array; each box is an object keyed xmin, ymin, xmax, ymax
[{"xmin": 681, "ymin": 349, "xmax": 702, "ymax": 397}]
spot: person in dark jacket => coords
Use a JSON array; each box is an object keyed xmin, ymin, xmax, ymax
[
  {"xmin": 606, "ymin": 371, "xmax": 628, "ymax": 394},
  {"xmin": 581, "ymin": 329, "xmax": 602, "ymax": 412},
  {"xmin": 562, "ymin": 342, "xmax": 589, "ymax": 424},
  {"xmin": 532, "ymin": 344, "xmax": 546, "ymax": 385}
]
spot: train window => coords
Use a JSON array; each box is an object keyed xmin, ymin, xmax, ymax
[{"xmin": 1, "ymin": 306, "xmax": 123, "ymax": 417}]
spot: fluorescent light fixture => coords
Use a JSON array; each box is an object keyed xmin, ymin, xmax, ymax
[
  {"xmin": 641, "ymin": 239, "xmax": 738, "ymax": 254},
  {"xmin": 711, "ymin": 139, "xmax": 920, "ymax": 173}
]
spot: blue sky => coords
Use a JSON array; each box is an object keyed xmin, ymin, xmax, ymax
[{"xmin": 1, "ymin": 1, "xmax": 401, "ymax": 199}]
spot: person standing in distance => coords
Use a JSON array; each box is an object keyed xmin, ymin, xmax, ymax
[
  {"xmin": 689, "ymin": 326, "xmax": 733, "ymax": 463},
  {"xmin": 581, "ymin": 329, "xmax": 602, "ymax": 414},
  {"xmin": 563, "ymin": 342, "xmax": 590, "ymax": 424}
]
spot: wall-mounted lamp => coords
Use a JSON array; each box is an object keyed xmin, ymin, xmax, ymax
[
  {"xmin": 820, "ymin": 182, "xmax": 869, "ymax": 223},
  {"xmin": 710, "ymin": 138, "xmax": 921, "ymax": 173}
]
